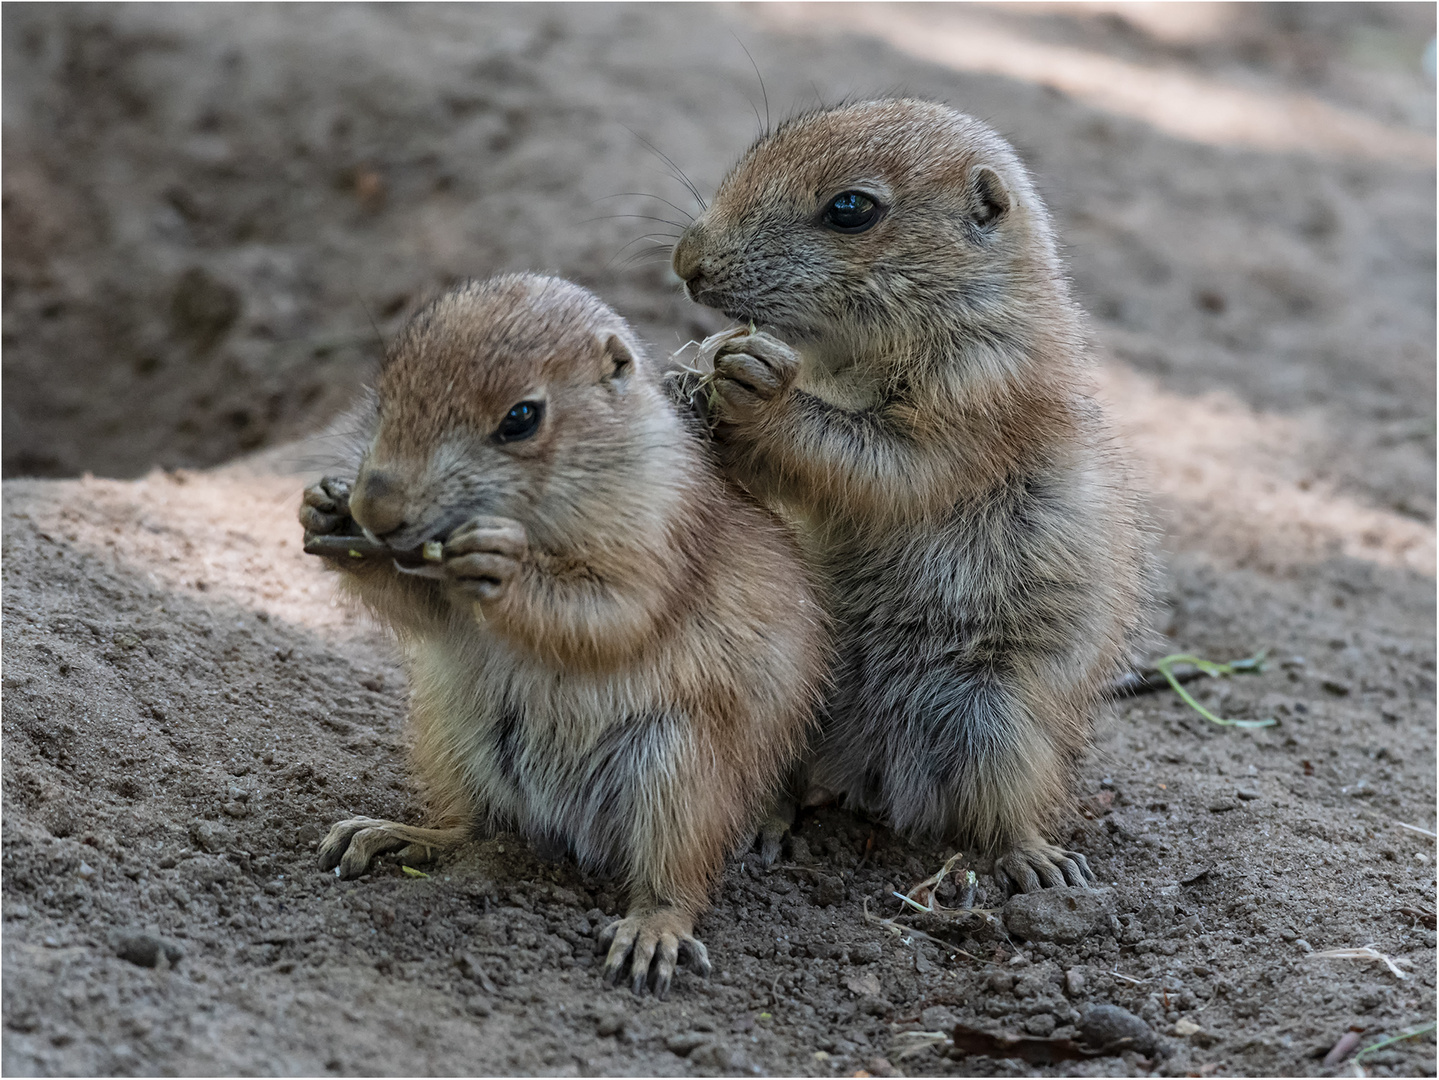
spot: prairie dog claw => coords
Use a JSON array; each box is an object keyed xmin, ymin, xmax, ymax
[
  {"xmin": 316, "ymin": 816, "xmax": 465, "ymax": 880},
  {"xmin": 598, "ymin": 908, "xmax": 710, "ymax": 999},
  {"xmin": 995, "ymin": 843, "xmax": 1096, "ymax": 895},
  {"xmin": 299, "ymin": 476, "xmax": 355, "ymax": 537}
]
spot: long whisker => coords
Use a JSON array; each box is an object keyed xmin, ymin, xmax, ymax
[
  {"xmin": 619, "ymin": 244, "xmax": 677, "ymax": 263},
  {"xmin": 732, "ymin": 33, "xmax": 770, "ymax": 136},
  {"xmin": 623, "ymin": 125, "xmax": 708, "ymax": 212},
  {"xmin": 596, "ymin": 192, "xmax": 696, "ymax": 225},
  {"xmin": 616, "ymin": 248, "xmax": 678, "ymax": 272},
  {"xmin": 356, "ymin": 296, "xmax": 389, "ymax": 356},
  {"xmin": 614, "ymin": 232, "xmax": 682, "ymax": 255},
  {"xmin": 607, "ymin": 233, "xmax": 680, "ymax": 268},
  {"xmin": 580, "ymin": 212, "xmax": 690, "ymax": 231}
]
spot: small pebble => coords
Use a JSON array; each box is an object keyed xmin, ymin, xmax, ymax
[
  {"xmin": 814, "ymin": 875, "xmax": 846, "ymax": 907},
  {"xmin": 844, "ymin": 971, "xmax": 881, "ymax": 997},
  {"xmin": 666, "ymin": 1032, "xmax": 710, "ymax": 1057},
  {"xmin": 596, "ymin": 1014, "xmax": 625, "ymax": 1037},
  {"xmin": 113, "ymin": 931, "xmax": 184, "ymax": 969},
  {"xmin": 849, "ymin": 941, "xmax": 882, "ymax": 964},
  {"xmin": 1064, "ymin": 968, "xmax": 1085, "ymax": 996},
  {"xmin": 1024, "ymin": 1013, "xmax": 1057, "ymax": 1037},
  {"xmin": 1079, "ymin": 1003, "xmax": 1160, "ymax": 1056},
  {"xmin": 920, "ymin": 1005, "xmax": 957, "ymax": 1031}
]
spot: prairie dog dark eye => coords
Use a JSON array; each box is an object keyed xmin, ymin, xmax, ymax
[
  {"xmin": 494, "ymin": 400, "xmax": 544, "ymax": 443},
  {"xmin": 822, "ymin": 190, "xmax": 882, "ymax": 233}
]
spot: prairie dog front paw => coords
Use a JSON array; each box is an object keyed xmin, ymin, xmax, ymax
[
  {"xmin": 443, "ymin": 516, "xmax": 528, "ymax": 603},
  {"xmin": 299, "ymin": 476, "xmax": 355, "ymax": 536},
  {"xmin": 710, "ymin": 331, "xmax": 799, "ymax": 421}
]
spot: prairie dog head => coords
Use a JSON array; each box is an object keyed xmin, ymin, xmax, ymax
[
  {"xmin": 349, "ymin": 274, "xmax": 682, "ymax": 553},
  {"xmin": 672, "ymin": 99, "xmax": 1070, "ymax": 361}
]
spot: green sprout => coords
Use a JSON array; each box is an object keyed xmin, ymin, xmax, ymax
[
  {"xmin": 1354, "ymin": 1022, "xmax": 1437, "ymax": 1061},
  {"xmin": 1153, "ymin": 650, "xmax": 1276, "ymax": 729}
]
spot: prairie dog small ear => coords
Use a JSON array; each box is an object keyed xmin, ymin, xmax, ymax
[
  {"xmin": 970, "ymin": 166, "xmax": 1010, "ymax": 227},
  {"xmin": 599, "ymin": 332, "xmax": 637, "ymax": 383}
]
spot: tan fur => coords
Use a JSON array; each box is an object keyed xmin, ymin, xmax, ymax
[
  {"xmin": 300, "ymin": 274, "xmax": 827, "ymax": 993},
  {"xmin": 670, "ymin": 100, "xmax": 1156, "ymax": 891}
]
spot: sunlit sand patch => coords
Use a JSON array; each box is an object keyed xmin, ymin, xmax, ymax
[
  {"xmin": 4, "ymin": 459, "xmax": 373, "ymax": 642},
  {"xmin": 1098, "ymin": 364, "xmax": 1435, "ymax": 577},
  {"xmin": 757, "ymin": 3, "xmax": 1436, "ymax": 165}
]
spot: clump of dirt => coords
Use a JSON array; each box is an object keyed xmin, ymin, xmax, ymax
[{"xmin": 3, "ymin": 4, "xmax": 1434, "ymax": 1078}]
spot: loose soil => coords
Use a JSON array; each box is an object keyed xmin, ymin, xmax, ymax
[{"xmin": 3, "ymin": 4, "xmax": 1435, "ymax": 1077}]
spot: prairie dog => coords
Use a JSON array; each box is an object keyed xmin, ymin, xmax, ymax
[
  {"xmin": 299, "ymin": 274, "xmax": 827, "ymax": 995},
  {"xmin": 670, "ymin": 100, "xmax": 1154, "ymax": 892}
]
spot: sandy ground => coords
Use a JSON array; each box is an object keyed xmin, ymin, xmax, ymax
[{"xmin": 2, "ymin": 3, "xmax": 1435, "ymax": 1076}]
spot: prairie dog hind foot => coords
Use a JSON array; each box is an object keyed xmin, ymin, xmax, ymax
[
  {"xmin": 746, "ymin": 792, "xmax": 798, "ymax": 868},
  {"xmin": 598, "ymin": 906, "xmax": 711, "ymax": 999},
  {"xmin": 317, "ymin": 816, "xmax": 467, "ymax": 879},
  {"xmin": 995, "ymin": 841, "xmax": 1096, "ymax": 895}
]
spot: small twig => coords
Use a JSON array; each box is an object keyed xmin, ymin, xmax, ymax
[
  {"xmin": 902, "ymin": 853, "xmax": 966, "ymax": 913},
  {"xmin": 1311, "ymin": 945, "xmax": 1412, "ymax": 980},
  {"xmin": 894, "ymin": 891, "xmax": 933, "ymax": 914},
  {"xmin": 1322, "ymin": 1029, "xmax": 1365, "ymax": 1068},
  {"xmin": 891, "ymin": 1031, "xmax": 952, "ymax": 1061},
  {"xmin": 898, "ymin": 855, "xmax": 983, "ymax": 916},
  {"xmin": 859, "ymin": 899, "xmax": 1000, "ymax": 966},
  {"xmin": 666, "ymin": 325, "xmax": 757, "ymax": 425},
  {"xmin": 863, "ymin": 901, "xmax": 962, "ymax": 948},
  {"xmin": 1110, "ymin": 664, "xmax": 1207, "ymax": 698},
  {"xmin": 947, "ymin": 946, "xmax": 1000, "ymax": 968},
  {"xmin": 1108, "ymin": 970, "xmax": 1148, "ymax": 985},
  {"xmin": 1395, "ymin": 821, "xmax": 1437, "ymax": 838},
  {"xmin": 774, "ymin": 862, "xmax": 823, "ymax": 877},
  {"xmin": 857, "ymin": 830, "xmax": 876, "ymax": 868},
  {"xmin": 303, "ymin": 532, "xmax": 433, "ymax": 567},
  {"xmin": 1397, "ymin": 906, "xmax": 1436, "ymax": 929}
]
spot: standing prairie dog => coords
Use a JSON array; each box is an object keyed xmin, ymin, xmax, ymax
[
  {"xmin": 670, "ymin": 99, "xmax": 1154, "ymax": 892},
  {"xmin": 299, "ymin": 274, "xmax": 827, "ymax": 995}
]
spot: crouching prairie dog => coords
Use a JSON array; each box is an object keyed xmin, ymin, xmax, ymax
[
  {"xmin": 298, "ymin": 274, "xmax": 827, "ymax": 996},
  {"xmin": 669, "ymin": 99, "xmax": 1155, "ymax": 892}
]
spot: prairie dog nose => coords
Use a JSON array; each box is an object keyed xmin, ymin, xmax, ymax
[
  {"xmin": 349, "ymin": 467, "xmax": 408, "ymax": 539},
  {"xmin": 671, "ymin": 231, "xmax": 704, "ymax": 283}
]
